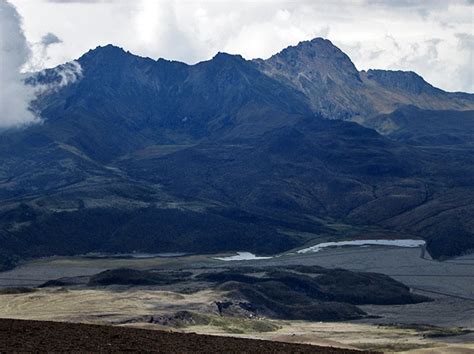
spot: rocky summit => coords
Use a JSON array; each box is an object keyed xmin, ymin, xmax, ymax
[{"xmin": 256, "ymin": 38, "xmax": 474, "ymax": 120}]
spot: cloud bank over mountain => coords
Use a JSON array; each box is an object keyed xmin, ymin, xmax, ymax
[
  {"xmin": 0, "ymin": 0, "xmax": 84, "ymax": 128},
  {"xmin": 9, "ymin": 0, "xmax": 474, "ymax": 93},
  {"xmin": 0, "ymin": 0, "xmax": 38, "ymax": 128}
]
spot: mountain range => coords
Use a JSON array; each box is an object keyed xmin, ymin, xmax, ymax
[{"xmin": 1, "ymin": 38, "xmax": 473, "ymax": 269}]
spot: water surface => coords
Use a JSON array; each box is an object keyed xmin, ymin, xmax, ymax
[{"xmin": 297, "ymin": 239, "xmax": 426, "ymax": 254}]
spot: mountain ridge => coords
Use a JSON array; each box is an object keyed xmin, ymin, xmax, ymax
[
  {"xmin": 0, "ymin": 37, "xmax": 473, "ymax": 269},
  {"xmin": 71, "ymin": 38, "xmax": 474, "ymax": 123}
]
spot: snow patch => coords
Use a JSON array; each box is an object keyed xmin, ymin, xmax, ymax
[{"xmin": 213, "ymin": 252, "xmax": 273, "ymax": 261}]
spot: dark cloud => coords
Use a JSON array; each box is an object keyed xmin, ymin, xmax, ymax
[
  {"xmin": 368, "ymin": 49, "xmax": 383, "ymax": 60},
  {"xmin": 453, "ymin": 32, "xmax": 473, "ymax": 92},
  {"xmin": 456, "ymin": 33, "xmax": 474, "ymax": 51},
  {"xmin": 40, "ymin": 32, "xmax": 62, "ymax": 46},
  {"xmin": 385, "ymin": 35, "xmax": 401, "ymax": 50}
]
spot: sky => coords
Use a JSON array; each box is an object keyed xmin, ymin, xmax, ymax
[{"xmin": 0, "ymin": 0, "xmax": 473, "ymax": 127}]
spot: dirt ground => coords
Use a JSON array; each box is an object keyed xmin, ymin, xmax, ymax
[{"xmin": 0, "ymin": 318, "xmax": 364, "ymax": 353}]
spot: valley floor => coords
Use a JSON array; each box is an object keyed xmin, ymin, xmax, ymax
[{"xmin": 0, "ymin": 245, "xmax": 473, "ymax": 352}]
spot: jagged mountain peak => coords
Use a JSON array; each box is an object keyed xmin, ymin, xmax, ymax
[
  {"xmin": 212, "ymin": 52, "xmax": 245, "ymax": 62},
  {"xmin": 76, "ymin": 44, "xmax": 141, "ymax": 76},
  {"xmin": 253, "ymin": 37, "xmax": 473, "ymax": 120},
  {"xmin": 276, "ymin": 37, "xmax": 352, "ymax": 61},
  {"xmin": 253, "ymin": 37, "xmax": 364, "ymax": 119},
  {"xmin": 197, "ymin": 52, "xmax": 249, "ymax": 73},
  {"xmin": 79, "ymin": 44, "xmax": 128, "ymax": 61},
  {"xmin": 259, "ymin": 37, "xmax": 361, "ymax": 84}
]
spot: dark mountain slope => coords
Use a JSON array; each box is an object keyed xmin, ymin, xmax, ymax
[
  {"xmin": 118, "ymin": 119, "xmax": 416, "ymax": 218},
  {"xmin": 364, "ymin": 106, "xmax": 474, "ymax": 146},
  {"xmin": 0, "ymin": 46, "xmax": 315, "ymax": 263},
  {"xmin": 31, "ymin": 45, "xmax": 311, "ymax": 162},
  {"xmin": 117, "ymin": 116, "xmax": 474, "ymax": 259},
  {"xmin": 0, "ymin": 40, "xmax": 473, "ymax": 267}
]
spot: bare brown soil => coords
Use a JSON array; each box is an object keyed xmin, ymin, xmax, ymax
[{"xmin": 0, "ymin": 318, "xmax": 366, "ymax": 353}]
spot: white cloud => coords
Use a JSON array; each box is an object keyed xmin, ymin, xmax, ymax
[
  {"xmin": 7, "ymin": 0, "xmax": 474, "ymax": 92},
  {"xmin": 0, "ymin": 0, "xmax": 39, "ymax": 128},
  {"xmin": 26, "ymin": 32, "xmax": 63, "ymax": 71},
  {"xmin": 0, "ymin": 0, "xmax": 83, "ymax": 129},
  {"xmin": 32, "ymin": 60, "xmax": 82, "ymax": 95}
]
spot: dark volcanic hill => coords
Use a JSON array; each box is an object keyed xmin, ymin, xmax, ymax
[{"xmin": 0, "ymin": 38, "xmax": 473, "ymax": 268}]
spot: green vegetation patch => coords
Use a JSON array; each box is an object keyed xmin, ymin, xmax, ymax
[
  {"xmin": 159, "ymin": 311, "xmax": 279, "ymax": 334},
  {"xmin": 206, "ymin": 316, "xmax": 280, "ymax": 334}
]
